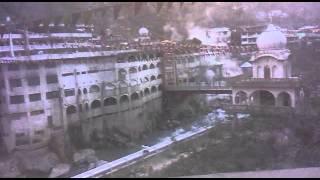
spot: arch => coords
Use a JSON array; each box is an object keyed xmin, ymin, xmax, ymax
[
  {"xmin": 257, "ymin": 66, "xmax": 261, "ymax": 78},
  {"xmin": 120, "ymin": 95, "xmax": 129, "ymax": 104},
  {"xmin": 156, "ymin": 62, "xmax": 161, "ymax": 67},
  {"xmin": 272, "ymin": 65, "xmax": 277, "ymax": 78},
  {"xmin": 151, "ymin": 86, "xmax": 157, "ymax": 93},
  {"xmin": 118, "ymin": 68, "xmax": 127, "ymax": 80},
  {"xmin": 66, "ymin": 105, "xmax": 76, "ymax": 114},
  {"xmin": 104, "ymin": 97, "xmax": 117, "ymax": 106},
  {"xmin": 158, "ymin": 84, "xmax": 163, "ymax": 91},
  {"xmin": 77, "ymin": 89, "xmax": 82, "ymax": 95},
  {"xmin": 129, "ymin": 67, "xmax": 138, "ymax": 74},
  {"xmin": 89, "ymin": 85, "xmax": 100, "ymax": 93},
  {"xmin": 150, "ymin": 75, "xmax": 156, "ymax": 81},
  {"xmin": 142, "ymin": 64, "xmax": 148, "ymax": 70},
  {"xmin": 142, "ymin": 54, "xmax": 147, "ymax": 60},
  {"xmin": 249, "ymin": 90, "xmax": 275, "ymax": 106},
  {"xmin": 264, "ymin": 66, "xmax": 271, "ymax": 79},
  {"xmin": 138, "ymin": 66, "xmax": 141, "ymax": 71},
  {"xmin": 149, "ymin": 63, "xmax": 155, "ymax": 69},
  {"xmin": 131, "ymin": 92, "xmax": 139, "ymax": 101},
  {"xmin": 83, "ymin": 88, "xmax": 88, "ymax": 94},
  {"xmin": 140, "ymin": 91, "xmax": 144, "ymax": 97},
  {"xmin": 277, "ymin": 92, "xmax": 292, "ymax": 107},
  {"xmin": 91, "ymin": 99, "xmax": 101, "ymax": 109},
  {"xmin": 128, "ymin": 55, "xmax": 136, "ymax": 62},
  {"xmin": 149, "ymin": 54, "xmax": 155, "ymax": 59},
  {"xmin": 144, "ymin": 88, "xmax": 150, "ymax": 96},
  {"xmin": 235, "ymin": 91, "xmax": 248, "ymax": 105},
  {"xmin": 157, "ymin": 74, "xmax": 162, "ymax": 79},
  {"xmin": 105, "ymin": 83, "xmax": 116, "ymax": 90},
  {"xmin": 85, "ymin": 103, "xmax": 89, "ymax": 111}
]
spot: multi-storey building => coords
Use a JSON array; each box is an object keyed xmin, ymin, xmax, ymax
[{"xmin": 0, "ymin": 25, "xmax": 163, "ymax": 153}]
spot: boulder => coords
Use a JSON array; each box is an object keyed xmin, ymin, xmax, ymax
[
  {"xmin": 87, "ymin": 163, "xmax": 96, "ymax": 170},
  {"xmin": 48, "ymin": 163, "xmax": 70, "ymax": 178},
  {"xmin": 0, "ymin": 158, "xmax": 22, "ymax": 178},
  {"xmin": 15, "ymin": 148, "xmax": 60, "ymax": 174},
  {"xmin": 73, "ymin": 149, "xmax": 97, "ymax": 165},
  {"xmin": 95, "ymin": 160, "xmax": 108, "ymax": 167}
]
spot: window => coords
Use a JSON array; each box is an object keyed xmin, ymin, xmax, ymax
[
  {"xmin": 26, "ymin": 63, "xmax": 39, "ymax": 70},
  {"xmin": 46, "ymin": 74, "xmax": 58, "ymax": 84},
  {"xmin": 9, "ymin": 79, "xmax": 22, "ymax": 88},
  {"xmin": 62, "ymin": 73, "xmax": 73, "ymax": 77},
  {"xmin": 45, "ymin": 62, "xmax": 56, "ymax": 68},
  {"xmin": 0, "ymin": 80, "xmax": 5, "ymax": 89},
  {"xmin": 46, "ymin": 91, "xmax": 60, "ymax": 99},
  {"xmin": 27, "ymin": 76, "xmax": 40, "ymax": 86},
  {"xmin": 47, "ymin": 116, "xmax": 53, "ymax": 128},
  {"xmin": 10, "ymin": 95, "xmax": 25, "ymax": 104},
  {"xmin": 30, "ymin": 109, "xmax": 44, "ymax": 116},
  {"xmin": 35, "ymin": 130, "xmax": 44, "ymax": 135},
  {"xmin": 8, "ymin": 64, "xmax": 20, "ymax": 71},
  {"xmin": 29, "ymin": 93, "xmax": 41, "ymax": 102},
  {"xmin": 64, "ymin": 89, "xmax": 75, "ymax": 97}
]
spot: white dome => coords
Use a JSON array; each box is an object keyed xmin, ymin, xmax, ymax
[
  {"xmin": 139, "ymin": 27, "xmax": 149, "ymax": 36},
  {"xmin": 256, "ymin": 24, "xmax": 287, "ymax": 50}
]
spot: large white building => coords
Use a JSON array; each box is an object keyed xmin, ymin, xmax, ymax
[{"xmin": 0, "ymin": 27, "xmax": 163, "ymax": 153}]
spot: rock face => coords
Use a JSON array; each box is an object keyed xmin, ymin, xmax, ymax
[
  {"xmin": 48, "ymin": 163, "xmax": 70, "ymax": 178},
  {"xmin": 73, "ymin": 149, "xmax": 98, "ymax": 165},
  {"xmin": 15, "ymin": 147, "xmax": 60, "ymax": 174},
  {"xmin": 0, "ymin": 158, "xmax": 22, "ymax": 178}
]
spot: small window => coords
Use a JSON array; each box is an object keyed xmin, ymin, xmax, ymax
[
  {"xmin": 8, "ymin": 64, "xmax": 20, "ymax": 71},
  {"xmin": 64, "ymin": 89, "xmax": 75, "ymax": 97},
  {"xmin": 46, "ymin": 74, "xmax": 58, "ymax": 84},
  {"xmin": 10, "ymin": 95, "xmax": 25, "ymax": 104},
  {"xmin": 0, "ymin": 80, "xmax": 5, "ymax": 89},
  {"xmin": 45, "ymin": 62, "xmax": 56, "ymax": 68},
  {"xmin": 27, "ymin": 76, "xmax": 40, "ymax": 86},
  {"xmin": 47, "ymin": 116, "xmax": 53, "ymax": 128},
  {"xmin": 9, "ymin": 79, "xmax": 22, "ymax": 88},
  {"xmin": 30, "ymin": 109, "xmax": 44, "ymax": 116},
  {"xmin": 46, "ymin": 91, "xmax": 60, "ymax": 99},
  {"xmin": 62, "ymin": 73, "xmax": 73, "ymax": 77},
  {"xmin": 35, "ymin": 130, "xmax": 44, "ymax": 135},
  {"xmin": 29, "ymin": 93, "xmax": 41, "ymax": 102},
  {"xmin": 26, "ymin": 63, "xmax": 39, "ymax": 70}
]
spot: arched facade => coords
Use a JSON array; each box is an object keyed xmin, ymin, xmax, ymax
[
  {"xmin": 104, "ymin": 97, "xmax": 117, "ymax": 106},
  {"xmin": 118, "ymin": 68, "xmax": 127, "ymax": 80},
  {"xmin": 89, "ymin": 85, "xmax": 100, "ymax": 93},
  {"xmin": 131, "ymin": 92, "xmax": 139, "ymax": 101},
  {"xmin": 142, "ymin": 64, "xmax": 148, "ymax": 70},
  {"xmin": 150, "ymin": 75, "xmax": 156, "ymax": 81},
  {"xmin": 144, "ymin": 88, "xmax": 150, "ymax": 96},
  {"xmin": 249, "ymin": 90, "xmax": 275, "ymax": 106},
  {"xmin": 129, "ymin": 67, "xmax": 137, "ymax": 74},
  {"xmin": 91, "ymin": 99, "xmax": 101, "ymax": 109},
  {"xmin": 120, "ymin": 95, "xmax": 129, "ymax": 104},
  {"xmin": 277, "ymin": 92, "xmax": 291, "ymax": 107},
  {"xmin": 149, "ymin": 63, "xmax": 155, "ymax": 69},
  {"xmin": 235, "ymin": 91, "xmax": 247, "ymax": 105},
  {"xmin": 151, "ymin": 86, "xmax": 157, "ymax": 93}
]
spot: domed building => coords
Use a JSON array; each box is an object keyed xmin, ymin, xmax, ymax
[
  {"xmin": 137, "ymin": 26, "xmax": 151, "ymax": 45},
  {"xmin": 231, "ymin": 24, "xmax": 302, "ymax": 108}
]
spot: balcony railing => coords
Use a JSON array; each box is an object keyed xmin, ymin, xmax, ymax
[{"xmin": 232, "ymin": 78, "xmax": 300, "ymax": 88}]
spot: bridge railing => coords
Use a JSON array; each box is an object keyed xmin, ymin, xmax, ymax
[{"xmin": 165, "ymin": 82, "xmax": 231, "ymax": 91}]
